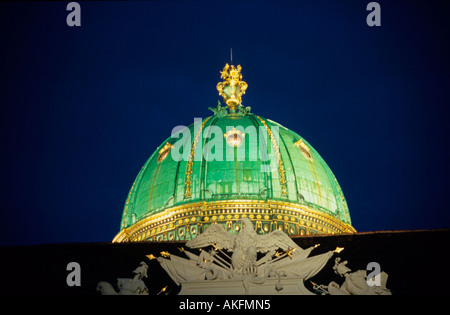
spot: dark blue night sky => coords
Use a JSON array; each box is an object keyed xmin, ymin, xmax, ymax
[{"xmin": 1, "ymin": 1, "xmax": 449, "ymax": 246}]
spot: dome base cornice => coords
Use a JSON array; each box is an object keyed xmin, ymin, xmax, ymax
[{"xmin": 113, "ymin": 199, "xmax": 356, "ymax": 243}]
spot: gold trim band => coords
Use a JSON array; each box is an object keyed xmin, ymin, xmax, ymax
[{"xmin": 113, "ymin": 199, "xmax": 356, "ymax": 243}]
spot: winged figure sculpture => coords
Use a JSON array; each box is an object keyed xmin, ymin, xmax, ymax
[{"xmin": 186, "ymin": 217, "xmax": 302, "ymax": 272}]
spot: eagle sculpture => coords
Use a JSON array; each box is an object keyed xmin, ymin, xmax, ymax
[{"xmin": 186, "ymin": 218, "xmax": 302, "ymax": 273}]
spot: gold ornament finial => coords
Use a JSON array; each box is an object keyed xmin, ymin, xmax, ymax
[
  {"xmin": 216, "ymin": 63, "xmax": 248, "ymax": 113},
  {"xmin": 146, "ymin": 254, "xmax": 156, "ymax": 260}
]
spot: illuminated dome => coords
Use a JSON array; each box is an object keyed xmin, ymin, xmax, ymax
[{"xmin": 113, "ymin": 64, "xmax": 355, "ymax": 242}]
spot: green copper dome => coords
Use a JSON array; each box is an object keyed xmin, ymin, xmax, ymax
[
  {"xmin": 113, "ymin": 64, "xmax": 355, "ymax": 243},
  {"xmin": 114, "ymin": 112, "xmax": 355, "ymax": 242}
]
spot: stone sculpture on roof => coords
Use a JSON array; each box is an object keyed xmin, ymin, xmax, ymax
[{"xmin": 156, "ymin": 218, "xmax": 342, "ymax": 294}]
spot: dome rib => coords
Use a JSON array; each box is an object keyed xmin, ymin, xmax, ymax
[
  {"xmin": 277, "ymin": 127, "xmax": 301, "ymax": 203},
  {"xmin": 200, "ymin": 116, "xmax": 219, "ymax": 201},
  {"xmin": 247, "ymin": 114, "xmax": 273, "ymax": 199}
]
